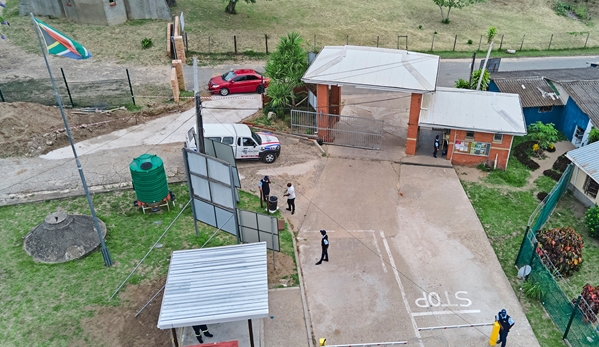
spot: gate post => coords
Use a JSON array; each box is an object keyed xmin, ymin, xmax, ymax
[{"xmin": 406, "ymin": 93, "xmax": 422, "ymax": 155}]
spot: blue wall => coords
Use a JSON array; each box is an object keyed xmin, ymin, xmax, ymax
[
  {"xmin": 560, "ymin": 98, "xmax": 590, "ymax": 141},
  {"xmin": 489, "ymin": 81, "xmax": 500, "ymax": 92},
  {"xmin": 523, "ymin": 106, "xmax": 563, "ymax": 127}
]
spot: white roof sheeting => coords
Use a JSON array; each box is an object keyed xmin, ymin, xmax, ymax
[
  {"xmin": 419, "ymin": 87, "xmax": 527, "ymax": 135},
  {"xmin": 157, "ymin": 242, "xmax": 269, "ymax": 329},
  {"xmin": 566, "ymin": 141, "xmax": 599, "ymax": 182},
  {"xmin": 302, "ymin": 45, "xmax": 440, "ymax": 93}
]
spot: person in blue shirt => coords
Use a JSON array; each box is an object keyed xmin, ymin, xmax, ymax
[
  {"xmin": 258, "ymin": 176, "xmax": 271, "ymax": 205},
  {"xmin": 496, "ymin": 309, "xmax": 515, "ymax": 347}
]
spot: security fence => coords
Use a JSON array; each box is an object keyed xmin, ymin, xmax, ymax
[
  {"xmin": 0, "ymin": 68, "xmax": 136, "ymax": 108},
  {"xmin": 186, "ymin": 30, "xmax": 599, "ymax": 55},
  {"xmin": 515, "ymin": 164, "xmax": 599, "ymax": 346}
]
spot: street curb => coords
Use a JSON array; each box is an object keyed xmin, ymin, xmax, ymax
[{"xmin": 285, "ymin": 216, "xmax": 315, "ymax": 347}]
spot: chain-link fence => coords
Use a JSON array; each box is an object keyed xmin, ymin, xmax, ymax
[
  {"xmin": 515, "ymin": 164, "xmax": 599, "ymax": 346},
  {"xmin": 0, "ymin": 68, "xmax": 136, "ymax": 108},
  {"xmin": 186, "ymin": 30, "xmax": 599, "ymax": 54}
]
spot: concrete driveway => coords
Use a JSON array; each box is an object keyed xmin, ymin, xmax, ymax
[{"xmin": 292, "ymin": 156, "xmax": 539, "ymax": 346}]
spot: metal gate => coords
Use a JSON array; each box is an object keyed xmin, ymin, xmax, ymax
[{"xmin": 290, "ymin": 109, "xmax": 384, "ymax": 150}]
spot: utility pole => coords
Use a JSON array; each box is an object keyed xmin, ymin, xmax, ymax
[
  {"xmin": 193, "ymin": 58, "xmax": 205, "ymax": 154},
  {"xmin": 468, "ymin": 52, "xmax": 477, "ymax": 86},
  {"xmin": 476, "ymin": 27, "xmax": 496, "ymax": 91}
]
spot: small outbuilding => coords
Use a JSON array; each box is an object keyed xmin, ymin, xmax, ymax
[
  {"xmin": 419, "ymin": 87, "xmax": 527, "ymax": 169},
  {"xmin": 566, "ymin": 141, "xmax": 599, "ymax": 207},
  {"xmin": 158, "ymin": 242, "xmax": 269, "ymax": 346}
]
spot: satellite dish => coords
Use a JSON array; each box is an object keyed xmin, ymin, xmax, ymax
[{"xmin": 518, "ymin": 265, "xmax": 532, "ymax": 279}]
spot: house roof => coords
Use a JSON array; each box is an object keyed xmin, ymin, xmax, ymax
[
  {"xmin": 491, "ymin": 77, "xmax": 564, "ymax": 108},
  {"xmin": 419, "ymin": 87, "xmax": 527, "ymax": 135},
  {"xmin": 566, "ymin": 141, "xmax": 599, "ymax": 183},
  {"xmin": 157, "ymin": 242, "xmax": 269, "ymax": 329},
  {"xmin": 302, "ymin": 45, "xmax": 439, "ymax": 93},
  {"xmin": 559, "ymin": 81, "xmax": 599, "ymax": 127},
  {"xmin": 491, "ymin": 67, "xmax": 599, "ymax": 82}
]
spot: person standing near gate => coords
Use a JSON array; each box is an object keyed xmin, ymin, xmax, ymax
[
  {"xmin": 192, "ymin": 324, "xmax": 213, "ymax": 344},
  {"xmin": 496, "ymin": 309, "xmax": 515, "ymax": 347},
  {"xmin": 433, "ymin": 135, "xmax": 440, "ymax": 158},
  {"xmin": 258, "ymin": 176, "xmax": 271, "ymax": 207},
  {"xmin": 315, "ymin": 230, "xmax": 329, "ymax": 265},
  {"xmin": 283, "ymin": 182, "xmax": 295, "ymax": 215}
]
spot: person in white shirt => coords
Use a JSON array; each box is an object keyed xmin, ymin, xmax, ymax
[{"xmin": 283, "ymin": 182, "xmax": 295, "ymax": 215}]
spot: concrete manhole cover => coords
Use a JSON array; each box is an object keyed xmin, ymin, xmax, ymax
[{"xmin": 23, "ymin": 212, "xmax": 107, "ymax": 263}]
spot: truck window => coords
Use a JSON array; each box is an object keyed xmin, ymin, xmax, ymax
[
  {"xmin": 206, "ymin": 137, "xmax": 221, "ymax": 143},
  {"xmin": 242, "ymin": 137, "xmax": 255, "ymax": 146},
  {"xmin": 222, "ymin": 137, "xmax": 234, "ymax": 145},
  {"xmin": 251, "ymin": 131, "xmax": 262, "ymax": 145}
]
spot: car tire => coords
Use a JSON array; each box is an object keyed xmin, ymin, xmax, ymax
[
  {"xmin": 219, "ymin": 88, "xmax": 230, "ymax": 96},
  {"xmin": 256, "ymin": 85, "xmax": 264, "ymax": 94},
  {"xmin": 261, "ymin": 152, "xmax": 276, "ymax": 164}
]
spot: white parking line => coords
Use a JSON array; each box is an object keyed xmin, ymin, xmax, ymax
[
  {"xmin": 380, "ymin": 231, "xmax": 423, "ymax": 346},
  {"xmin": 372, "ymin": 232, "xmax": 388, "ymax": 273},
  {"xmin": 412, "ymin": 310, "xmax": 481, "ymax": 317}
]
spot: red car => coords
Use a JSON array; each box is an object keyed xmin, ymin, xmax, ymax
[{"xmin": 208, "ymin": 69, "xmax": 270, "ymax": 96}]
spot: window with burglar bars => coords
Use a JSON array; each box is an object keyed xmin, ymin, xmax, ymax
[{"xmin": 584, "ymin": 176, "xmax": 599, "ymax": 199}]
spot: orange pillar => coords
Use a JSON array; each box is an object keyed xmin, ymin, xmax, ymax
[
  {"xmin": 330, "ymin": 85, "xmax": 341, "ymax": 115},
  {"xmin": 406, "ymin": 93, "xmax": 422, "ymax": 155},
  {"xmin": 316, "ymin": 84, "xmax": 331, "ymax": 141}
]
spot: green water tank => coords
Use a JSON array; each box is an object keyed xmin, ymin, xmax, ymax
[{"xmin": 129, "ymin": 154, "xmax": 169, "ymax": 204}]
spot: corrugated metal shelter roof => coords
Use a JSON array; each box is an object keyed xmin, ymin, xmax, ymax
[
  {"xmin": 491, "ymin": 67, "xmax": 599, "ymax": 82},
  {"xmin": 566, "ymin": 141, "xmax": 599, "ymax": 182},
  {"xmin": 419, "ymin": 87, "xmax": 527, "ymax": 135},
  {"xmin": 492, "ymin": 77, "xmax": 564, "ymax": 108},
  {"xmin": 302, "ymin": 45, "xmax": 439, "ymax": 93},
  {"xmin": 157, "ymin": 242, "xmax": 269, "ymax": 329},
  {"xmin": 559, "ymin": 81, "xmax": 599, "ymax": 127}
]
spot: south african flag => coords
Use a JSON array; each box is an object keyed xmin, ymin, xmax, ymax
[{"xmin": 34, "ymin": 18, "xmax": 91, "ymax": 60}]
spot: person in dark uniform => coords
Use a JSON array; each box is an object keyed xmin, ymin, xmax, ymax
[
  {"xmin": 433, "ymin": 135, "xmax": 440, "ymax": 158},
  {"xmin": 192, "ymin": 325, "xmax": 213, "ymax": 344},
  {"xmin": 315, "ymin": 230, "xmax": 329, "ymax": 265},
  {"xmin": 496, "ymin": 309, "xmax": 515, "ymax": 347},
  {"xmin": 258, "ymin": 176, "xmax": 271, "ymax": 204}
]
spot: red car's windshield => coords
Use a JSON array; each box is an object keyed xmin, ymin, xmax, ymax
[{"xmin": 221, "ymin": 71, "xmax": 236, "ymax": 81}]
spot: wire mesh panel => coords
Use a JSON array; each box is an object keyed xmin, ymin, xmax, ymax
[{"xmin": 290, "ymin": 109, "xmax": 384, "ymax": 150}]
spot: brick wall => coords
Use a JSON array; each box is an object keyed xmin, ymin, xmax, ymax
[{"xmin": 446, "ymin": 130, "xmax": 513, "ymax": 169}]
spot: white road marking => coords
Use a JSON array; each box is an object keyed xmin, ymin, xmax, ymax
[
  {"xmin": 347, "ymin": 230, "xmax": 375, "ymax": 233},
  {"xmin": 412, "ymin": 310, "xmax": 481, "ymax": 317},
  {"xmin": 380, "ymin": 230, "xmax": 423, "ymax": 345},
  {"xmin": 372, "ymin": 232, "xmax": 388, "ymax": 273}
]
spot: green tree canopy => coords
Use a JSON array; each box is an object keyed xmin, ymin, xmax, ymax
[
  {"xmin": 528, "ymin": 121, "xmax": 559, "ymax": 149},
  {"xmin": 454, "ymin": 69, "xmax": 490, "ymax": 90},
  {"xmin": 225, "ymin": 0, "xmax": 256, "ymax": 14},
  {"xmin": 433, "ymin": 0, "xmax": 485, "ymax": 22}
]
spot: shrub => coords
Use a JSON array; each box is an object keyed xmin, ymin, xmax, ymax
[
  {"xmin": 454, "ymin": 78, "xmax": 470, "ymax": 89},
  {"xmin": 442, "ymin": 18, "xmax": 450, "ymax": 24},
  {"xmin": 536, "ymin": 226, "xmax": 584, "ymax": 277},
  {"xmin": 574, "ymin": 4, "xmax": 589, "ymax": 20},
  {"xmin": 577, "ymin": 284, "xmax": 599, "ymax": 323},
  {"xmin": 528, "ymin": 121, "xmax": 559, "ymax": 150},
  {"xmin": 552, "ymin": 154, "xmax": 571, "ymax": 173},
  {"xmin": 589, "ymin": 127, "xmax": 599, "ymax": 144},
  {"xmin": 554, "ymin": 0, "xmax": 572, "ymax": 16},
  {"xmin": 543, "ymin": 169, "xmax": 562, "ymax": 181},
  {"xmin": 467, "ymin": 39, "xmax": 473, "ymax": 45},
  {"xmin": 434, "ymin": 31, "xmax": 438, "ymax": 34},
  {"xmin": 141, "ymin": 38, "xmax": 153, "ymax": 49},
  {"xmin": 537, "ymin": 192, "xmax": 548, "ymax": 201},
  {"xmin": 585, "ymin": 205, "xmax": 599, "ymax": 238},
  {"xmin": 418, "ymin": 25, "xmax": 423, "ymax": 29},
  {"xmin": 514, "ymin": 140, "xmax": 540, "ymax": 170},
  {"xmin": 523, "ymin": 279, "xmax": 545, "ymax": 301},
  {"xmin": 547, "ymin": 143, "xmax": 556, "ymax": 152}
]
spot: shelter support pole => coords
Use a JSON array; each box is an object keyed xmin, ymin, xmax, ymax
[
  {"xmin": 171, "ymin": 328, "xmax": 179, "ymax": 347},
  {"xmin": 405, "ymin": 93, "xmax": 422, "ymax": 155},
  {"xmin": 248, "ymin": 319, "xmax": 255, "ymax": 347}
]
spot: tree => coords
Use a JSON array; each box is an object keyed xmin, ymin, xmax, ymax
[
  {"xmin": 225, "ymin": 0, "xmax": 256, "ymax": 14},
  {"xmin": 433, "ymin": 0, "xmax": 485, "ymax": 22},
  {"xmin": 528, "ymin": 121, "xmax": 559, "ymax": 150},
  {"xmin": 588, "ymin": 127, "xmax": 599, "ymax": 144},
  {"xmin": 265, "ymin": 32, "xmax": 310, "ymax": 112},
  {"xmin": 453, "ymin": 69, "xmax": 490, "ymax": 90}
]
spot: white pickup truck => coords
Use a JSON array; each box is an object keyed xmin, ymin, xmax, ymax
[{"xmin": 186, "ymin": 124, "xmax": 281, "ymax": 163}]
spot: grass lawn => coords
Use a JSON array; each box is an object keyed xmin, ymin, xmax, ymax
[
  {"xmin": 2, "ymin": 0, "xmax": 599, "ymax": 65},
  {"xmin": 0, "ymin": 183, "xmax": 296, "ymax": 346}
]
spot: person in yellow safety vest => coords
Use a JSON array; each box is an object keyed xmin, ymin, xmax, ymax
[
  {"xmin": 192, "ymin": 325, "xmax": 213, "ymax": 344},
  {"xmin": 496, "ymin": 309, "xmax": 515, "ymax": 347}
]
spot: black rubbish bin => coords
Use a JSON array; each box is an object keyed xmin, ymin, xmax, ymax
[{"xmin": 268, "ymin": 196, "xmax": 278, "ymax": 212}]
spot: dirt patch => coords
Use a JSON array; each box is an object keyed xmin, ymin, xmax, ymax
[
  {"xmin": 0, "ymin": 100, "xmax": 193, "ymax": 157},
  {"xmin": 267, "ymin": 247, "xmax": 296, "ymax": 288},
  {"xmin": 80, "ymin": 278, "xmax": 170, "ymax": 347},
  {"xmin": 454, "ymin": 165, "xmax": 488, "ymax": 183}
]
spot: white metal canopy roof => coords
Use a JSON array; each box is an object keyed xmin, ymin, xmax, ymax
[
  {"xmin": 419, "ymin": 87, "xmax": 527, "ymax": 135},
  {"xmin": 302, "ymin": 45, "xmax": 440, "ymax": 93},
  {"xmin": 566, "ymin": 141, "xmax": 599, "ymax": 183},
  {"xmin": 157, "ymin": 242, "xmax": 269, "ymax": 329}
]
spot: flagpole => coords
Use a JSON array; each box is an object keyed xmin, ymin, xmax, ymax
[{"xmin": 30, "ymin": 13, "xmax": 112, "ymax": 267}]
